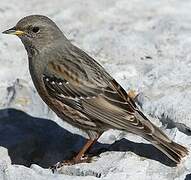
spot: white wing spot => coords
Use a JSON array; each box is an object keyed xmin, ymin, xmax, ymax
[
  {"xmin": 51, "ymin": 81, "xmax": 55, "ymax": 84},
  {"xmin": 46, "ymin": 78, "xmax": 49, "ymax": 81},
  {"xmin": 58, "ymin": 82, "xmax": 62, "ymax": 85},
  {"xmin": 66, "ymin": 82, "xmax": 69, "ymax": 84},
  {"xmin": 60, "ymin": 94, "xmax": 66, "ymax": 98}
]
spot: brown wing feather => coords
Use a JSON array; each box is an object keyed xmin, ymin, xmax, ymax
[{"xmin": 43, "ymin": 60, "xmax": 154, "ymax": 136}]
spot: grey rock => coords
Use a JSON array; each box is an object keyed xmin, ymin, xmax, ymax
[{"xmin": 0, "ymin": 0, "xmax": 191, "ymax": 179}]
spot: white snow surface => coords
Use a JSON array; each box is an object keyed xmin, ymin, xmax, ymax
[{"xmin": 0, "ymin": 0, "xmax": 191, "ymax": 179}]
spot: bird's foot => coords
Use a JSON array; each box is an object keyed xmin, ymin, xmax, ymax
[{"xmin": 50, "ymin": 155, "xmax": 93, "ymax": 173}]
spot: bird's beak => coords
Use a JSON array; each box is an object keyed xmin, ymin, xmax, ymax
[{"xmin": 2, "ymin": 26, "xmax": 25, "ymax": 36}]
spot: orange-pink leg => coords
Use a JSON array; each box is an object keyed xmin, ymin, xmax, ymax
[
  {"xmin": 73, "ymin": 138, "xmax": 97, "ymax": 162},
  {"xmin": 50, "ymin": 135, "xmax": 101, "ymax": 171}
]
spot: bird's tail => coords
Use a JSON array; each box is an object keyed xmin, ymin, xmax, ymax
[
  {"xmin": 143, "ymin": 126, "xmax": 189, "ymax": 164},
  {"xmin": 130, "ymin": 110, "xmax": 189, "ymax": 164}
]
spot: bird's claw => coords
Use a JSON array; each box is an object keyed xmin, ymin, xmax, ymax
[{"xmin": 49, "ymin": 155, "xmax": 93, "ymax": 173}]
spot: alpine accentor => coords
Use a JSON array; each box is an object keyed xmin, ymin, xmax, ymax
[{"xmin": 3, "ymin": 15, "xmax": 188, "ymax": 168}]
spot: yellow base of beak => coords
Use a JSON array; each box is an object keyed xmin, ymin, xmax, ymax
[{"xmin": 2, "ymin": 27, "xmax": 25, "ymax": 36}]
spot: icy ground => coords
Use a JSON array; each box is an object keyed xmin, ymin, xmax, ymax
[{"xmin": 0, "ymin": 0, "xmax": 191, "ymax": 179}]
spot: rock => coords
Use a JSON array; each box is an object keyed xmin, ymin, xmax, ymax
[{"xmin": 0, "ymin": 0, "xmax": 191, "ymax": 179}]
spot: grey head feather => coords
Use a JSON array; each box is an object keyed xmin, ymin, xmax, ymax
[{"xmin": 15, "ymin": 15, "xmax": 69, "ymax": 58}]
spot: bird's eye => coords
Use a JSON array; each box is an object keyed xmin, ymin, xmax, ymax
[{"xmin": 32, "ymin": 26, "xmax": 40, "ymax": 33}]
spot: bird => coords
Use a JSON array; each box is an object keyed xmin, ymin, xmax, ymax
[{"xmin": 2, "ymin": 15, "xmax": 188, "ymax": 169}]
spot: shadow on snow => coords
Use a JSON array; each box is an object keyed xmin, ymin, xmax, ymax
[{"xmin": 0, "ymin": 108, "xmax": 176, "ymax": 168}]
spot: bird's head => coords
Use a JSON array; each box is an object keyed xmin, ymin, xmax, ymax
[{"xmin": 2, "ymin": 15, "xmax": 65, "ymax": 54}]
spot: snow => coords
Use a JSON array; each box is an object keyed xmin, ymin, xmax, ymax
[{"xmin": 0, "ymin": 0, "xmax": 191, "ymax": 179}]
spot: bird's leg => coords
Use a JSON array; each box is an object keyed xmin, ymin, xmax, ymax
[
  {"xmin": 73, "ymin": 138, "xmax": 96, "ymax": 163},
  {"xmin": 50, "ymin": 138, "xmax": 99, "ymax": 172}
]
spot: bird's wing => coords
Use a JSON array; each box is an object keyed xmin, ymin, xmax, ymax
[{"xmin": 42, "ymin": 47, "xmax": 167, "ymax": 139}]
